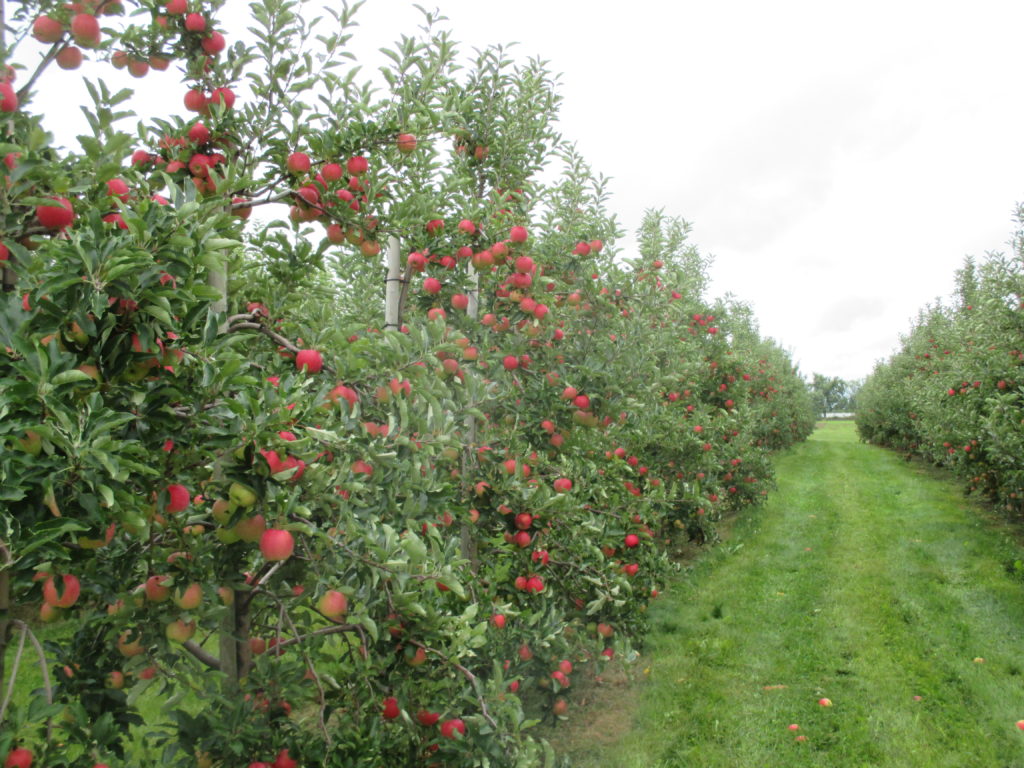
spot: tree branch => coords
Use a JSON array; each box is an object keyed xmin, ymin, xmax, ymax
[{"xmin": 182, "ymin": 640, "xmax": 221, "ymax": 671}]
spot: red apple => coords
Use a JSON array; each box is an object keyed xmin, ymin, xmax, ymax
[
  {"xmin": 509, "ymin": 225, "xmax": 528, "ymax": 243},
  {"xmin": 42, "ymin": 574, "xmax": 80, "ymax": 608},
  {"xmin": 624, "ymin": 533, "xmax": 640, "ymax": 548},
  {"xmin": 317, "ymin": 590, "xmax": 348, "ymax": 618},
  {"xmin": 423, "ymin": 277, "xmax": 442, "ymax": 294},
  {"xmin": 382, "ymin": 696, "xmax": 400, "ymax": 720},
  {"xmin": 396, "ymin": 133, "xmax": 417, "ymax": 154},
  {"xmin": 346, "ymin": 155, "xmax": 368, "ymax": 175},
  {"xmin": 106, "ymin": 178, "xmax": 130, "ymax": 200},
  {"xmin": 173, "ymin": 582, "xmax": 202, "ymax": 610},
  {"xmin": 4, "ymin": 748, "xmax": 33, "ymax": 768},
  {"xmin": 35, "ymin": 196, "xmax": 74, "ymax": 229},
  {"xmin": 201, "ymin": 31, "xmax": 225, "ymax": 55},
  {"xmin": 416, "ymin": 710, "xmax": 440, "ymax": 727},
  {"xmin": 56, "ymin": 45, "xmax": 83, "ymax": 69},
  {"xmin": 491, "ymin": 613, "xmax": 506, "ymax": 629},
  {"xmin": 440, "ymin": 718, "xmax": 466, "ymax": 740},
  {"xmin": 286, "ymin": 152, "xmax": 310, "ymax": 174},
  {"xmin": 184, "ymin": 12, "xmax": 206, "ymax": 31},
  {"xmin": 145, "ymin": 574, "xmax": 170, "ymax": 602},
  {"xmin": 184, "ymin": 88, "xmax": 207, "ymax": 112},
  {"xmin": 32, "ymin": 15, "xmax": 64, "ymax": 43},
  {"xmin": 295, "ymin": 348, "xmax": 323, "ymax": 374},
  {"xmin": 70, "ymin": 13, "xmax": 100, "ymax": 47},
  {"xmin": 260, "ymin": 529, "xmax": 295, "ymax": 561},
  {"xmin": 165, "ymin": 483, "xmax": 190, "ymax": 513}
]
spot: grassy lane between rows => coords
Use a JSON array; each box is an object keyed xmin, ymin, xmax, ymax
[{"xmin": 563, "ymin": 421, "xmax": 1024, "ymax": 768}]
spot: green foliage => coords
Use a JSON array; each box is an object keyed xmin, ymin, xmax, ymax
[{"xmin": 857, "ymin": 207, "xmax": 1024, "ymax": 514}]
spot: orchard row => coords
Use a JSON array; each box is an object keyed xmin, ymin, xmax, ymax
[
  {"xmin": 857, "ymin": 209, "xmax": 1024, "ymax": 515},
  {"xmin": 0, "ymin": 1, "xmax": 817, "ymax": 766}
]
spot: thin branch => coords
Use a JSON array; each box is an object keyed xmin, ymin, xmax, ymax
[
  {"xmin": 408, "ymin": 639, "xmax": 498, "ymax": 730},
  {"xmin": 0, "ymin": 621, "xmax": 26, "ymax": 724},
  {"xmin": 2, "ymin": 621, "xmax": 53, "ymax": 740},
  {"xmin": 265, "ymin": 593, "xmax": 331, "ymax": 745}
]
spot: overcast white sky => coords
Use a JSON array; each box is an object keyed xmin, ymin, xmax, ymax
[{"xmin": 23, "ymin": 0, "xmax": 1024, "ymax": 380}]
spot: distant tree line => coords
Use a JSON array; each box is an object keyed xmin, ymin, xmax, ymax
[{"xmin": 809, "ymin": 374, "xmax": 861, "ymax": 417}]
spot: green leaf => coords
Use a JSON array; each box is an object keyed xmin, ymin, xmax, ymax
[
  {"xmin": 51, "ymin": 369, "xmax": 96, "ymax": 386},
  {"xmin": 13, "ymin": 518, "xmax": 90, "ymax": 560}
]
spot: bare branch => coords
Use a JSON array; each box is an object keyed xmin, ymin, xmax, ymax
[
  {"xmin": 182, "ymin": 640, "xmax": 221, "ymax": 671},
  {"xmin": 408, "ymin": 639, "xmax": 498, "ymax": 730}
]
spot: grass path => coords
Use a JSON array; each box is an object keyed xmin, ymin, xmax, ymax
[{"xmin": 567, "ymin": 421, "xmax": 1024, "ymax": 767}]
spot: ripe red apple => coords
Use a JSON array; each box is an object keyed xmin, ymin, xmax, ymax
[
  {"xmin": 173, "ymin": 582, "xmax": 202, "ymax": 610},
  {"xmin": 553, "ymin": 477, "xmax": 572, "ymax": 493},
  {"xmin": 184, "ymin": 88, "xmax": 207, "ymax": 112},
  {"xmin": 201, "ymin": 31, "xmax": 226, "ymax": 55},
  {"xmin": 596, "ymin": 622, "xmax": 614, "ymax": 638},
  {"xmin": 165, "ymin": 483, "xmax": 190, "ymax": 513},
  {"xmin": 70, "ymin": 13, "xmax": 100, "ymax": 47},
  {"xmin": 106, "ymin": 177, "xmax": 130, "ymax": 200},
  {"xmin": 317, "ymin": 589, "xmax": 348, "ymax": 618},
  {"xmin": 165, "ymin": 0, "xmax": 187, "ymax": 12},
  {"xmin": 286, "ymin": 152, "xmax": 310, "ymax": 174},
  {"xmin": 4, "ymin": 748, "xmax": 33, "ymax": 768},
  {"xmin": 451, "ymin": 293, "xmax": 469, "ymax": 311},
  {"xmin": 417, "ymin": 710, "xmax": 440, "ymax": 726},
  {"xmin": 346, "ymin": 156, "xmax": 368, "ymax": 176},
  {"xmin": 272, "ymin": 749, "xmax": 297, "ymax": 768},
  {"xmin": 184, "ymin": 12, "xmax": 206, "ymax": 31},
  {"xmin": 42, "ymin": 573, "xmax": 80, "ymax": 608},
  {"xmin": 423, "ymin": 276, "xmax": 442, "ymax": 294},
  {"xmin": 502, "ymin": 355, "xmax": 519, "ymax": 371},
  {"xmin": 295, "ymin": 348, "xmax": 323, "ymax": 373},
  {"xmin": 440, "ymin": 718, "xmax": 466, "ymax": 740},
  {"xmin": 33, "ymin": 15, "xmax": 64, "ymax": 42},
  {"xmin": 396, "ymin": 133, "xmax": 418, "ymax": 154},
  {"xmin": 509, "ymin": 225, "xmax": 528, "ymax": 243},
  {"xmin": 56, "ymin": 45, "xmax": 83, "ymax": 69},
  {"xmin": 209, "ymin": 87, "xmax": 235, "ymax": 109},
  {"xmin": 0, "ymin": 83, "xmax": 17, "ymax": 113},
  {"xmin": 145, "ymin": 574, "xmax": 170, "ymax": 602},
  {"xmin": 382, "ymin": 696, "xmax": 400, "ymax": 719},
  {"xmin": 624, "ymin": 533, "xmax": 640, "ymax": 548},
  {"xmin": 35, "ymin": 196, "xmax": 75, "ymax": 229},
  {"xmin": 552, "ymin": 698, "xmax": 568, "ymax": 716},
  {"xmin": 491, "ymin": 613, "xmax": 506, "ymax": 629},
  {"xmin": 255, "ymin": 526, "xmax": 295, "ymax": 561}
]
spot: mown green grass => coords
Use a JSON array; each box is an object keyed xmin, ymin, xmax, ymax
[{"xmin": 567, "ymin": 421, "xmax": 1024, "ymax": 768}]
